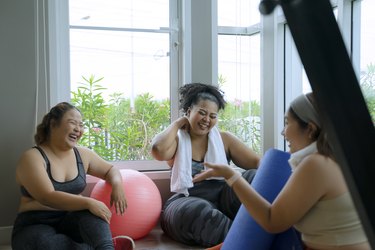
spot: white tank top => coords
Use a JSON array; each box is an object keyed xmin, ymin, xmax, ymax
[{"xmin": 294, "ymin": 192, "xmax": 367, "ymax": 246}]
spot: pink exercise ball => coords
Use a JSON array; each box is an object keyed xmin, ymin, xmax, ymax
[{"xmin": 90, "ymin": 169, "xmax": 162, "ymax": 240}]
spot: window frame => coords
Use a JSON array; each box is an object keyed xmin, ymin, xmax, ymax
[
  {"xmin": 47, "ymin": 0, "xmax": 361, "ymax": 164},
  {"xmin": 48, "ymin": 0, "xmax": 181, "ymax": 170},
  {"xmin": 278, "ymin": 0, "xmax": 358, "ymax": 152}
]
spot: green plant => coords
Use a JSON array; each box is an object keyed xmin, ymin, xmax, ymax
[
  {"xmin": 219, "ymin": 99, "xmax": 261, "ymax": 154},
  {"xmin": 71, "ymin": 75, "xmax": 171, "ymax": 161},
  {"xmin": 71, "ymin": 75, "xmax": 261, "ymax": 160},
  {"xmin": 360, "ymin": 63, "xmax": 375, "ymax": 123},
  {"xmin": 71, "ymin": 75, "xmax": 109, "ymax": 156},
  {"xmin": 105, "ymin": 93, "xmax": 170, "ymax": 160}
]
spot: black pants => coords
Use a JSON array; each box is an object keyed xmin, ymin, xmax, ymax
[
  {"xmin": 161, "ymin": 169, "xmax": 257, "ymax": 247},
  {"xmin": 12, "ymin": 210, "xmax": 113, "ymax": 250}
]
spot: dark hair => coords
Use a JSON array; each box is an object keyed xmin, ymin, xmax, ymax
[
  {"xmin": 179, "ymin": 83, "xmax": 226, "ymax": 114},
  {"xmin": 34, "ymin": 102, "xmax": 81, "ymax": 145},
  {"xmin": 289, "ymin": 92, "xmax": 333, "ymax": 158}
]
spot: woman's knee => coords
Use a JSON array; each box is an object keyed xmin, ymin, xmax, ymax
[{"xmin": 161, "ymin": 196, "xmax": 230, "ymax": 246}]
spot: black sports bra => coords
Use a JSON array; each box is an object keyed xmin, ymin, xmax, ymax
[{"xmin": 20, "ymin": 146, "xmax": 87, "ymax": 198}]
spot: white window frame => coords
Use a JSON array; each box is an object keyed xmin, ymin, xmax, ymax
[
  {"xmin": 274, "ymin": 0, "xmax": 357, "ymax": 152},
  {"xmin": 46, "ymin": 0, "xmax": 221, "ymax": 169},
  {"xmin": 47, "ymin": 0, "xmax": 181, "ymax": 170},
  {"xmin": 45, "ymin": 0, "xmax": 359, "ymax": 160}
]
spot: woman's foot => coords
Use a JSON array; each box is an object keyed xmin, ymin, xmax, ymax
[{"xmin": 112, "ymin": 235, "xmax": 135, "ymax": 250}]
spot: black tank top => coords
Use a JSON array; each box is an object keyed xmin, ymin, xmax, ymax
[{"xmin": 20, "ymin": 146, "xmax": 87, "ymax": 198}]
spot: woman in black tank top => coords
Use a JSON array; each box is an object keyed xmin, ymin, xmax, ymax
[
  {"xmin": 12, "ymin": 102, "xmax": 134, "ymax": 250},
  {"xmin": 151, "ymin": 83, "xmax": 260, "ymax": 247}
]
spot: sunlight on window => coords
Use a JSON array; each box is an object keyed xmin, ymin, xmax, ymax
[
  {"xmin": 69, "ymin": 0, "xmax": 170, "ymax": 161},
  {"xmin": 359, "ymin": 0, "xmax": 375, "ymax": 122},
  {"xmin": 218, "ymin": 0, "xmax": 262, "ymax": 154},
  {"xmin": 218, "ymin": 0, "xmax": 260, "ymax": 27},
  {"xmin": 69, "ymin": 0, "xmax": 168, "ymax": 29}
]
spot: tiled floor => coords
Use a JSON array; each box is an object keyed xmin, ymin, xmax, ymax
[{"xmin": 0, "ymin": 225, "xmax": 205, "ymax": 250}]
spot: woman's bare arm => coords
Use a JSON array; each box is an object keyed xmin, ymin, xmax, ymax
[
  {"xmin": 151, "ymin": 116, "xmax": 190, "ymax": 161},
  {"xmin": 221, "ymin": 131, "xmax": 260, "ymax": 169}
]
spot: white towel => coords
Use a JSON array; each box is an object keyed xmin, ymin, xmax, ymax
[
  {"xmin": 288, "ymin": 142, "xmax": 317, "ymax": 172},
  {"xmin": 171, "ymin": 126, "xmax": 227, "ymax": 196}
]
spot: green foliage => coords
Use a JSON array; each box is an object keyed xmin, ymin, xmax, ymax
[
  {"xmin": 71, "ymin": 75, "xmax": 170, "ymax": 160},
  {"xmin": 71, "ymin": 75, "xmax": 109, "ymax": 156},
  {"xmin": 105, "ymin": 92, "xmax": 170, "ymax": 160},
  {"xmin": 217, "ymin": 74, "xmax": 261, "ymax": 154},
  {"xmin": 360, "ymin": 63, "xmax": 375, "ymax": 123},
  {"xmin": 71, "ymin": 75, "xmax": 261, "ymax": 160},
  {"xmin": 218, "ymin": 99, "xmax": 261, "ymax": 154}
]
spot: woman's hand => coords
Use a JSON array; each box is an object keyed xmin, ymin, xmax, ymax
[
  {"xmin": 192, "ymin": 162, "xmax": 237, "ymax": 182},
  {"xmin": 87, "ymin": 198, "xmax": 113, "ymax": 224},
  {"xmin": 110, "ymin": 184, "xmax": 127, "ymax": 215},
  {"xmin": 175, "ymin": 116, "xmax": 190, "ymax": 132}
]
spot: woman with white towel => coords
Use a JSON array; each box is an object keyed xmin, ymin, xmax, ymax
[{"xmin": 151, "ymin": 83, "xmax": 260, "ymax": 247}]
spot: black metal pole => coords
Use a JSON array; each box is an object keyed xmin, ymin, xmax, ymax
[{"xmin": 260, "ymin": 0, "xmax": 375, "ymax": 246}]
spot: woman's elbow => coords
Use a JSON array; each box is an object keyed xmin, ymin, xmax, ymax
[
  {"xmin": 151, "ymin": 144, "xmax": 165, "ymax": 161},
  {"xmin": 36, "ymin": 192, "xmax": 58, "ymax": 208}
]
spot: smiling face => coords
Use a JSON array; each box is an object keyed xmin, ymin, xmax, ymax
[
  {"xmin": 51, "ymin": 109, "xmax": 84, "ymax": 148},
  {"xmin": 282, "ymin": 111, "xmax": 313, "ymax": 153},
  {"xmin": 187, "ymin": 99, "xmax": 219, "ymax": 136}
]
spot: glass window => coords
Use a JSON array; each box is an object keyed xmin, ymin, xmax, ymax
[
  {"xmin": 218, "ymin": 0, "xmax": 261, "ymax": 154},
  {"xmin": 69, "ymin": 0, "xmax": 171, "ymax": 162},
  {"xmin": 358, "ymin": 0, "xmax": 375, "ymax": 123},
  {"xmin": 69, "ymin": 0, "xmax": 169, "ymax": 29},
  {"xmin": 218, "ymin": 0, "xmax": 260, "ymax": 27}
]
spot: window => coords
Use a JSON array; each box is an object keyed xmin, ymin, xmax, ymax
[
  {"xmin": 356, "ymin": 0, "xmax": 375, "ymax": 123},
  {"xmin": 68, "ymin": 0, "xmax": 264, "ymax": 165},
  {"xmin": 218, "ymin": 0, "xmax": 262, "ymax": 153},
  {"xmin": 281, "ymin": 0, "xmax": 375, "ymax": 152},
  {"xmin": 61, "ymin": 0, "xmax": 373, "ymax": 166},
  {"xmin": 69, "ymin": 0, "xmax": 173, "ymax": 164}
]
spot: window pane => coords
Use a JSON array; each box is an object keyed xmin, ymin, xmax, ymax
[
  {"xmin": 69, "ymin": 0, "xmax": 169, "ymax": 29},
  {"xmin": 70, "ymin": 30, "xmax": 169, "ymax": 101},
  {"xmin": 218, "ymin": 34, "xmax": 261, "ymax": 154},
  {"xmin": 359, "ymin": 0, "xmax": 375, "ymax": 123},
  {"xmin": 302, "ymin": 70, "xmax": 312, "ymax": 94},
  {"xmin": 218, "ymin": 0, "xmax": 260, "ymax": 27},
  {"xmin": 69, "ymin": 1, "xmax": 170, "ymax": 161}
]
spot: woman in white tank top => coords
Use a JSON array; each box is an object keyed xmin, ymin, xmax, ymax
[{"xmin": 195, "ymin": 93, "xmax": 370, "ymax": 250}]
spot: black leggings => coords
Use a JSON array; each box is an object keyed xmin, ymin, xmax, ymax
[
  {"xmin": 161, "ymin": 169, "xmax": 257, "ymax": 247},
  {"xmin": 12, "ymin": 210, "xmax": 113, "ymax": 250}
]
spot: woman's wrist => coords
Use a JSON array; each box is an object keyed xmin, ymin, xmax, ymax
[
  {"xmin": 225, "ymin": 171, "xmax": 242, "ymax": 187},
  {"xmin": 175, "ymin": 116, "xmax": 188, "ymax": 129}
]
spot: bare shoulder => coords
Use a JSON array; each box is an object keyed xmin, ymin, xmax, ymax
[
  {"xmin": 18, "ymin": 147, "xmax": 43, "ymax": 166},
  {"xmin": 74, "ymin": 146, "xmax": 101, "ymax": 168},
  {"xmin": 297, "ymin": 153, "xmax": 338, "ymax": 180},
  {"xmin": 219, "ymin": 130, "xmax": 234, "ymax": 138},
  {"xmin": 16, "ymin": 148, "xmax": 45, "ymax": 183},
  {"xmin": 298, "ymin": 154, "xmax": 347, "ymax": 197},
  {"xmin": 75, "ymin": 146, "xmax": 96, "ymax": 157},
  {"xmin": 75, "ymin": 145, "xmax": 91, "ymax": 152},
  {"xmin": 300, "ymin": 153, "xmax": 334, "ymax": 168},
  {"xmin": 220, "ymin": 131, "xmax": 241, "ymax": 145}
]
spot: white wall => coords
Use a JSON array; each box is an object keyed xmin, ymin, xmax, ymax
[{"xmin": 0, "ymin": 0, "xmax": 50, "ymax": 243}]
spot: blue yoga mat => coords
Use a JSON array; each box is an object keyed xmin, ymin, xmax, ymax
[{"xmin": 222, "ymin": 148, "xmax": 303, "ymax": 250}]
